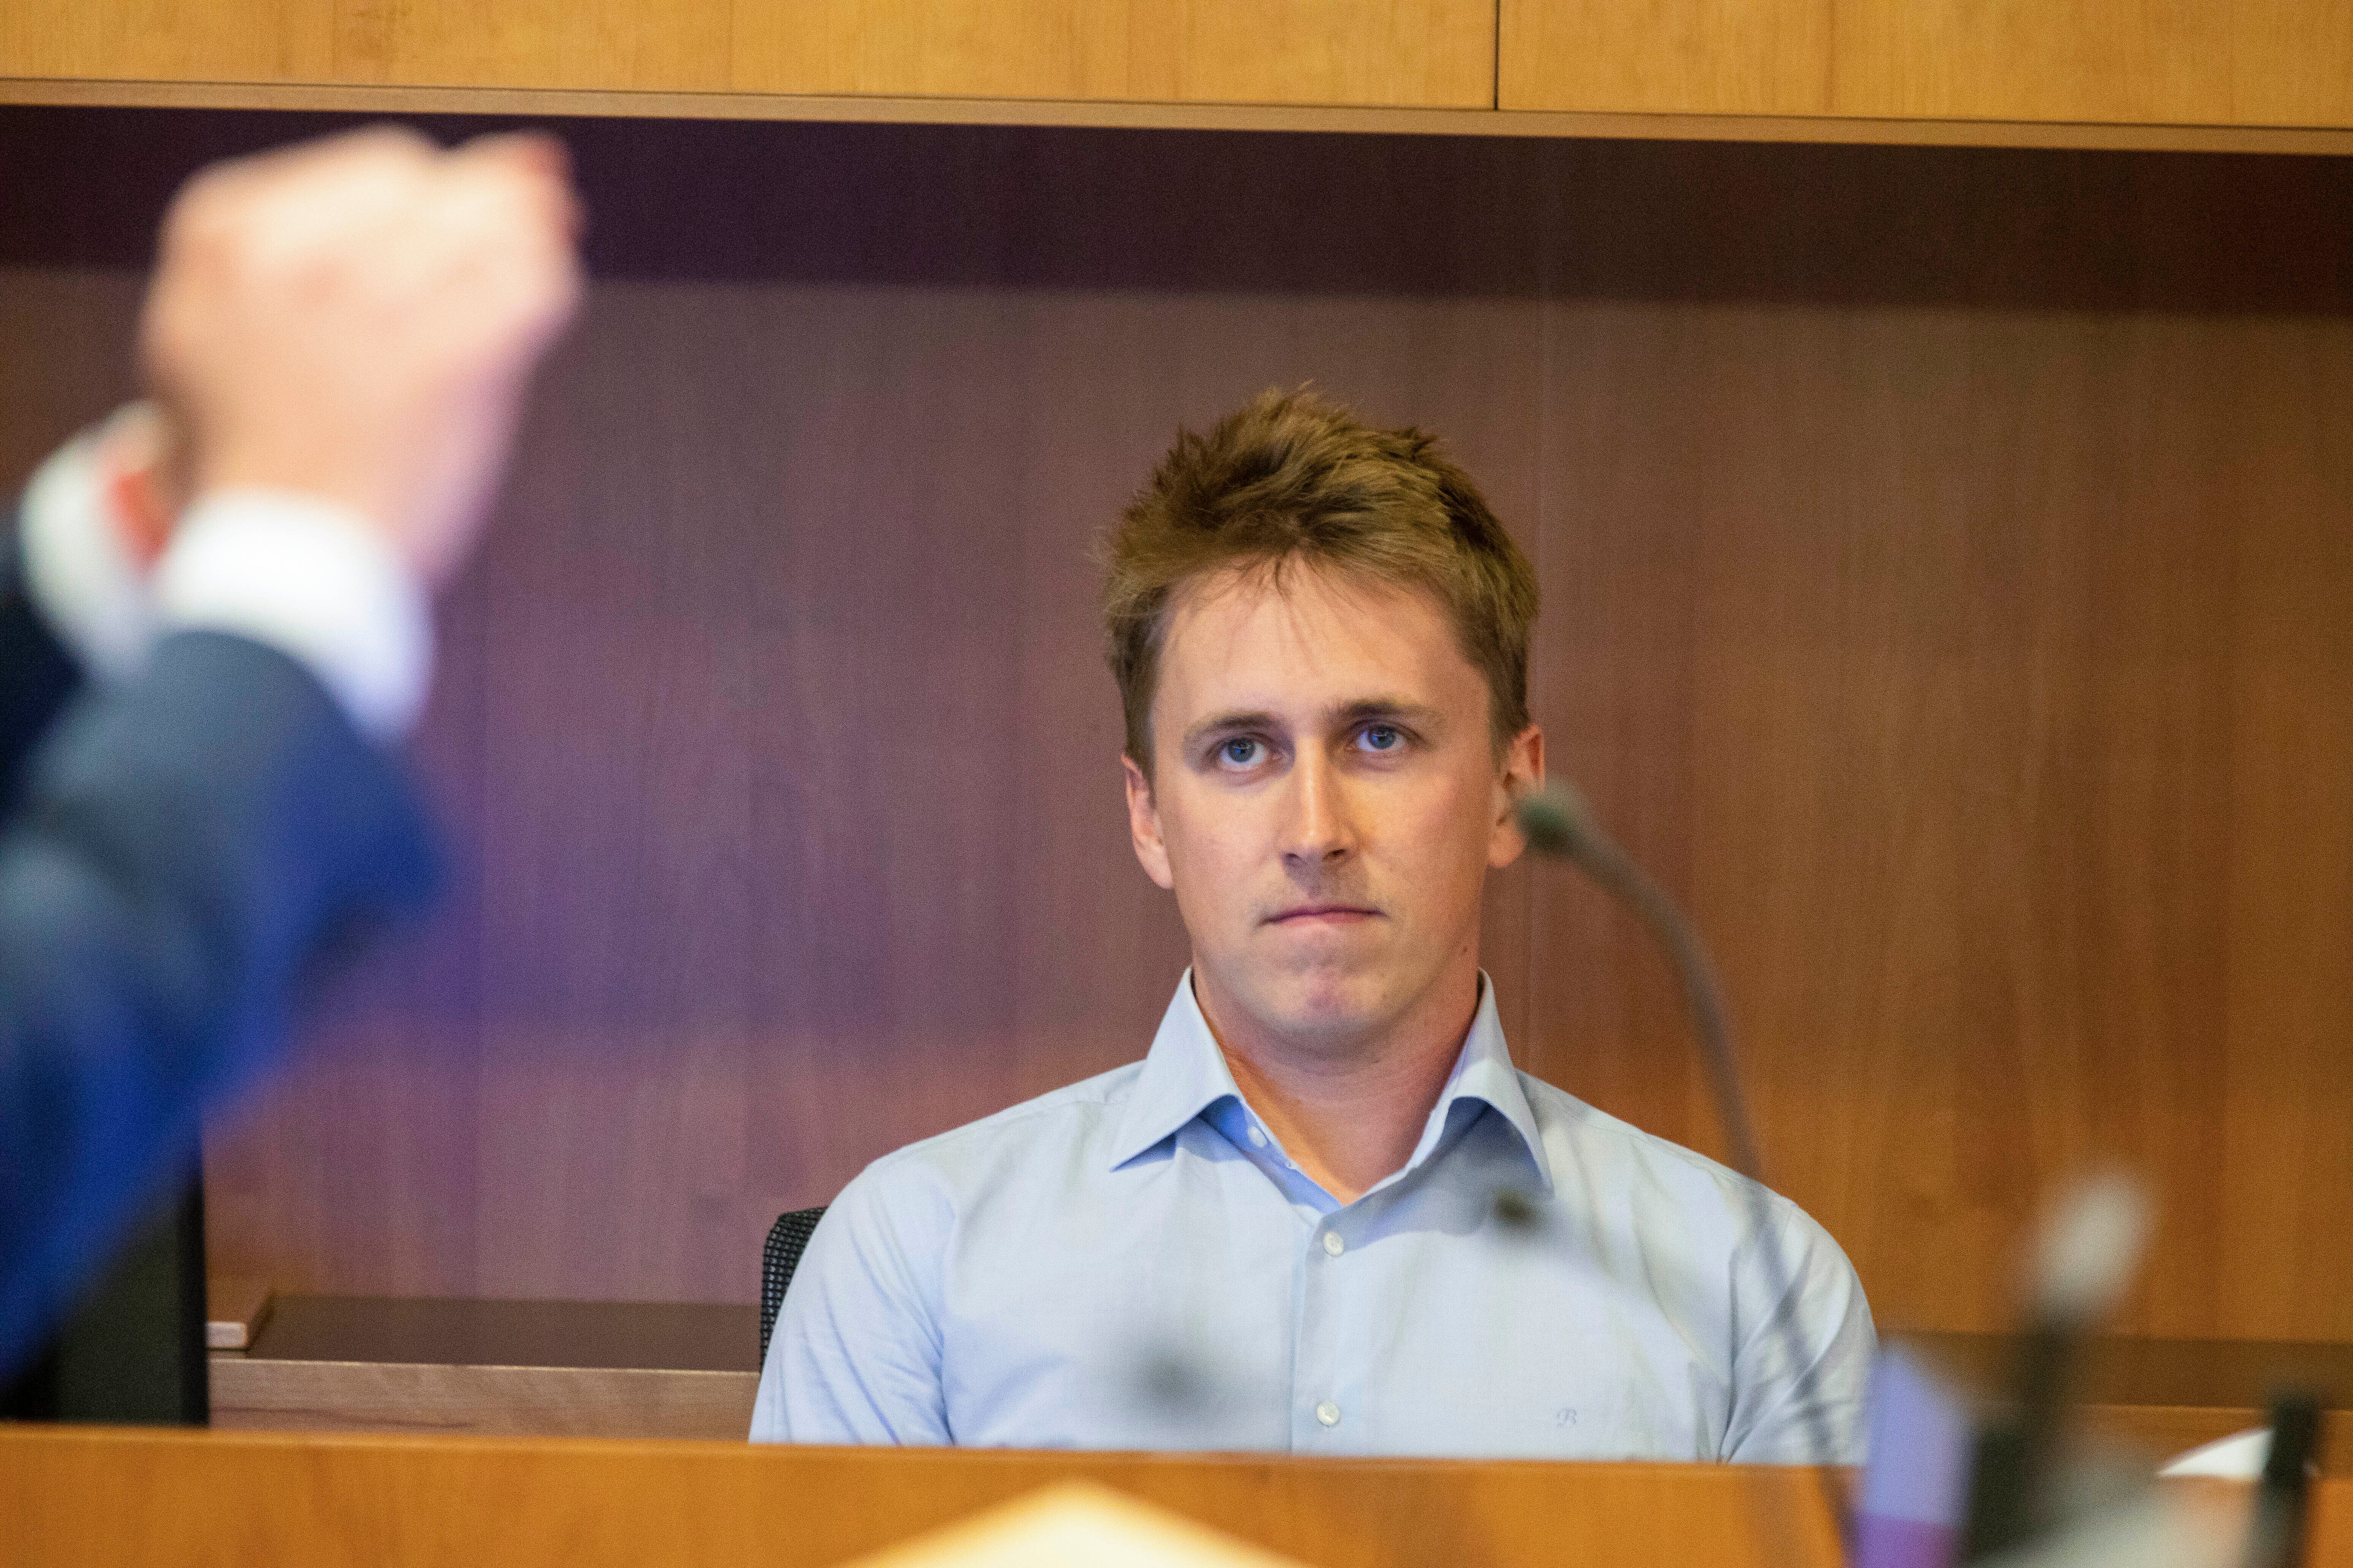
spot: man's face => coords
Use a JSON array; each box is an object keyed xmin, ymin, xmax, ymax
[{"xmin": 1123, "ymin": 562, "xmax": 1542, "ymax": 1052}]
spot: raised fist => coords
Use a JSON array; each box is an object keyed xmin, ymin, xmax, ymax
[{"xmin": 139, "ymin": 125, "xmax": 584, "ymax": 588}]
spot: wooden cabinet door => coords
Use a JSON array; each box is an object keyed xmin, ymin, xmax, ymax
[
  {"xmin": 0, "ymin": 0, "xmax": 1496, "ymax": 109},
  {"xmin": 1499, "ymin": 0, "xmax": 2353, "ymax": 127}
]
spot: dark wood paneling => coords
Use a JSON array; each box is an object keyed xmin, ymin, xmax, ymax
[
  {"xmin": 1518, "ymin": 294, "xmax": 2353, "ymax": 1338},
  {"xmin": 2, "ymin": 108, "xmax": 2349, "ymax": 1341},
  {"xmin": 245, "ymin": 1295, "xmax": 758, "ymax": 1372}
]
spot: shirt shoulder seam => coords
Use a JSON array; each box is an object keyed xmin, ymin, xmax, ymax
[
  {"xmin": 1517, "ymin": 1069, "xmax": 1797, "ymax": 1207},
  {"xmin": 857, "ymin": 1065, "xmax": 1143, "ymax": 1178}
]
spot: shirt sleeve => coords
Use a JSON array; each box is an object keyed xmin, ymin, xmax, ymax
[
  {"xmin": 17, "ymin": 423, "xmax": 155, "ymax": 685},
  {"xmin": 19, "ymin": 416, "xmax": 435, "ymax": 745},
  {"xmin": 1721, "ymin": 1197, "xmax": 1880, "ymax": 1465},
  {"xmin": 751, "ymin": 1161, "xmax": 954, "ymax": 1446},
  {"xmin": 154, "ymin": 491, "xmax": 432, "ymax": 744}
]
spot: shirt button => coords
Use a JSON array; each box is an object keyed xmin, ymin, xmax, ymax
[
  {"xmin": 1315, "ymin": 1401, "xmax": 1341, "ymax": 1427},
  {"xmin": 1248, "ymin": 1126, "xmax": 1267, "ymax": 1148},
  {"xmin": 1321, "ymin": 1231, "xmax": 1344, "ymax": 1257}
]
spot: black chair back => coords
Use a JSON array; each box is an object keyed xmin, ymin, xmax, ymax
[{"xmin": 759, "ymin": 1207, "xmax": 827, "ymax": 1365}]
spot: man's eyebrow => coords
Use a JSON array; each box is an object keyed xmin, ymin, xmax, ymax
[
  {"xmin": 1180, "ymin": 711, "xmax": 1281, "ymax": 751},
  {"xmin": 1332, "ymin": 698, "xmax": 1445, "ymax": 729}
]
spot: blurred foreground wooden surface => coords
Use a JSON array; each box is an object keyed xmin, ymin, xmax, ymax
[
  {"xmin": 0, "ymin": 1428, "xmax": 1847, "ymax": 1568},
  {"xmin": 13, "ymin": 1425, "xmax": 2353, "ymax": 1568}
]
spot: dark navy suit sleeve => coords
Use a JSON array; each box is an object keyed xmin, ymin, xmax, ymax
[
  {"xmin": 0, "ymin": 508, "xmax": 437, "ymax": 1372},
  {"xmin": 0, "ymin": 526, "xmax": 86, "ymax": 821}
]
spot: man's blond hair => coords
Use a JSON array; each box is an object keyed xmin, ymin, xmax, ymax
[{"xmin": 1104, "ymin": 388, "xmax": 1538, "ymax": 771}]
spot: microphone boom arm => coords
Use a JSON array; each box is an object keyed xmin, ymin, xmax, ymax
[
  {"xmin": 1514, "ymin": 782, "xmax": 1847, "ymax": 1530},
  {"xmin": 1554, "ymin": 822, "xmax": 1764, "ymax": 1184}
]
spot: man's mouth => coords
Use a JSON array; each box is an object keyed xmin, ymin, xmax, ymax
[{"xmin": 1265, "ymin": 904, "xmax": 1381, "ymax": 926}]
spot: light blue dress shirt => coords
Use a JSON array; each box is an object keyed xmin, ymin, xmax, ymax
[{"xmin": 753, "ymin": 974, "xmax": 1876, "ymax": 1460}]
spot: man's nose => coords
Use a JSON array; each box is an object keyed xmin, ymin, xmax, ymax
[{"xmin": 1281, "ymin": 750, "xmax": 1355, "ymax": 868}]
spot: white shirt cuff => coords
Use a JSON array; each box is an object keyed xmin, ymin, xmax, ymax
[
  {"xmin": 19, "ymin": 424, "xmax": 157, "ymax": 684},
  {"xmin": 153, "ymin": 491, "xmax": 432, "ymax": 743}
]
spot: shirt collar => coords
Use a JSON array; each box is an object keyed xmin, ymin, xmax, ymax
[
  {"xmin": 1106, "ymin": 971, "xmax": 1554, "ymax": 1194},
  {"xmin": 1107, "ymin": 973, "xmax": 1245, "ymax": 1170},
  {"xmin": 1412, "ymin": 976, "xmax": 1553, "ymax": 1194}
]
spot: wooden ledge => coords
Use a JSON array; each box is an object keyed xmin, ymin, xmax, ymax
[
  {"xmin": 5, "ymin": 77, "xmax": 2352, "ymax": 157},
  {"xmin": 208, "ymin": 1359, "xmax": 760, "ymax": 1440},
  {"xmin": 211, "ymin": 1295, "xmax": 759, "ymax": 1440},
  {"xmin": 239, "ymin": 1295, "xmax": 759, "ymax": 1373},
  {"xmin": 1899, "ymin": 1331, "xmax": 2353, "ymax": 1473},
  {"xmin": 1901, "ymin": 1331, "xmax": 2353, "ymax": 1410}
]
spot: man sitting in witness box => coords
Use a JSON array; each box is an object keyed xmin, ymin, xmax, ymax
[{"xmin": 752, "ymin": 390, "xmax": 1876, "ymax": 1459}]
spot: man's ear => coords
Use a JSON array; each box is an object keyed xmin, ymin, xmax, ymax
[
  {"xmin": 1488, "ymin": 724, "xmax": 1545, "ymax": 870},
  {"xmin": 1123, "ymin": 754, "xmax": 1176, "ymax": 890}
]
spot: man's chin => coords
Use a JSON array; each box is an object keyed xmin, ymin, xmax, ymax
[{"xmin": 1234, "ymin": 961, "xmax": 1394, "ymax": 1041}]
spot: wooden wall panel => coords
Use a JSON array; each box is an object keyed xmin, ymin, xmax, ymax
[
  {"xmin": 2218, "ymin": 327, "xmax": 2353, "ymax": 1338},
  {"xmin": 0, "ymin": 0, "xmax": 1495, "ymax": 109},
  {"xmin": 1501, "ymin": 0, "xmax": 2353, "ymax": 127},
  {"xmin": 1529, "ymin": 302, "xmax": 2300, "ymax": 1336},
  {"xmin": 731, "ymin": 0, "xmax": 1494, "ymax": 106},
  {"xmin": 3, "ymin": 109, "xmax": 2351, "ymax": 1340}
]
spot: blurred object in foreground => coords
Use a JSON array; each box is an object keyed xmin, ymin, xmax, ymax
[{"xmin": 1852, "ymin": 1346, "xmax": 1975, "ymax": 1568}]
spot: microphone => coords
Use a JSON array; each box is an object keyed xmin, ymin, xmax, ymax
[
  {"xmin": 1959, "ymin": 1173, "xmax": 2153, "ymax": 1561},
  {"xmin": 1510, "ymin": 781, "xmax": 1846, "ymax": 1506},
  {"xmin": 2249, "ymin": 1391, "xmax": 2323, "ymax": 1568}
]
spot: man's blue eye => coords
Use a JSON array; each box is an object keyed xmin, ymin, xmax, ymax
[
  {"xmin": 1222, "ymin": 738, "xmax": 1261, "ymax": 766},
  {"xmin": 1362, "ymin": 726, "xmax": 1401, "ymax": 751}
]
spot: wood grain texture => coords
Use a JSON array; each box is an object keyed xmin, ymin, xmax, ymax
[
  {"xmin": 0, "ymin": 0, "xmax": 1493, "ymax": 108},
  {"xmin": 207, "ymin": 1358, "xmax": 759, "ymax": 1438},
  {"xmin": 0, "ymin": 1429, "xmax": 1856, "ymax": 1568},
  {"xmin": 241, "ymin": 1296, "xmax": 760, "ymax": 1371},
  {"xmin": 209, "ymin": 1296, "xmax": 760, "ymax": 1438},
  {"xmin": 1527, "ymin": 303, "xmax": 2353, "ymax": 1336},
  {"xmin": 1902, "ymin": 1333, "xmax": 2353, "ymax": 1414},
  {"xmin": 3, "ymin": 109, "xmax": 2352, "ymax": 1343},
  {"xmin": 2077, "ymin": 1406, "xmax": 2353, "ymax": 1475},
  {"xmin": 14, "ymin": 78, "xmax": 2353, "ymax": 157},
  {"xmin": 1501, "ymin": 0, "xmax": 2353, "ymax": 127}
]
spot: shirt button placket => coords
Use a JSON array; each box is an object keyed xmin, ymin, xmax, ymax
[{"xmin": 1298, "ymin": 1224, "xmax": 1348, "ymax": 1443}]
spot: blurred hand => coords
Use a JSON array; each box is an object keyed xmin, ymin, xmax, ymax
[{"xmin": 138, "ymin": 125, "xmax": 584, "ymax": 588}]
